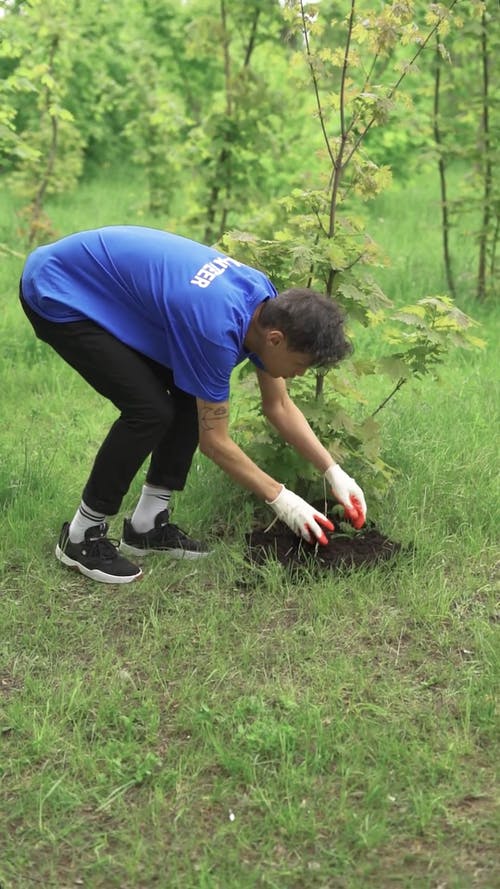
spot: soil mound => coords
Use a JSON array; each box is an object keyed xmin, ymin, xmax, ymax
[{"xmin": 246, "ymin": 506, "xmax": 406, "ymax": 571}]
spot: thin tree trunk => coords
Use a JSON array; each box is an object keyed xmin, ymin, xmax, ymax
[
  {"xmin": 477, "ymin": 7, "xmax": 491, "ymax": 301},
  {"xmin": 29, "ymin": 36, "xmax": 59, "ymax": 246},
  {"xmin": 204, "ymin": 4, "xmax": 261, "ymax": 244},
  {"xmin": 433, "ymin": 34, "xmax": 456, "ymax": 299},
  {"xmin": 489, "ymin": 212, "xmax": 499, "ymax": 284},
  {"xmin": 300, "ymin": 0, "xmax": 356, "ymax": 400}
]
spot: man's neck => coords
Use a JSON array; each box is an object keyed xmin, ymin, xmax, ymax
[{"xmin": 243, "ymin": 303, "xmax": 264, "ymax": 353}]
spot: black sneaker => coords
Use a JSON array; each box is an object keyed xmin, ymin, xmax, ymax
[
  {"xmin": 55, "ymin": 522, "xmax": 143, "ymax": 584},
  {"xmin": 120, "ymin": 509, "xmax": 211, "ymax": 559}
]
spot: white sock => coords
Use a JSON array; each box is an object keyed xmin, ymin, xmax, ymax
[
  {"xmin": 131, "ymin": 484, "xmax": 171, "ymax": 532},
  {"xmin": 69, "ymin": 501, "xmax": 107, "ymax": 543}
]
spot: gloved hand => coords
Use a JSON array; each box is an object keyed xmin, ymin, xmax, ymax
[
  {"xmin": 266, "ymin": 485, "xmax": 334, "ymax": 545},
  {"xmin": 325, "ymin": 464, "xmax": 367, "ymax": 529}
]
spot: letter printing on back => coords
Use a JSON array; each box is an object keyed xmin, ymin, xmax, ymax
[{"xmin": 190, "ymin": 256, "xmax": 243, "ymax": 288}]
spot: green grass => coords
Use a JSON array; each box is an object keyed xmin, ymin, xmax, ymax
[{"xmin": 0, "ymin": 171, "xmax": 499, "ymax": 888}]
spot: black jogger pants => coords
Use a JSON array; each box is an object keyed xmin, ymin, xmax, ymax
[{"xmin": 20, "ymin": 290, "xmax": 199, "ymax": 515}]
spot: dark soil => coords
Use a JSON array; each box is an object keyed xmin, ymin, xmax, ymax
[{"xmin": 246, "ymin": 502, "xmax": 407, "ymax": 572}]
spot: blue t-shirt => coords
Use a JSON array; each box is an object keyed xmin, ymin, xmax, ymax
[{"xmin": 21, "ymin": 226, "xmax": 277, "ymax": 402}]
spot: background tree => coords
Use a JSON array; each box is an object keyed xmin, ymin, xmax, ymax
[
  {"xmin": 474, "ymin": 1, "xmax": 498, "ymax": 301},
  {"xmin": 393, "ymin": 0, "xmax": 499, "ymax": 302},
  {"xmin": 118, "ymin": 3, "xmax": 191, "ymax": 216},
  {"xmin": 178, "ymin": 0, "xmax": 297, "ymax": 242},
  {"xmin": 0, "ymin": 0, "xmax": 86, "ymax": 243},
  {"xmin": 432, "ymin": 28, "xmax": 456, "ymax": 300},
  {"xmin": 0, "ymin": 0, "xmax": 141, "ymax": 241}
]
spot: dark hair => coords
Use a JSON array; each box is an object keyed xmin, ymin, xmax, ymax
[{"xmin": 259, "ymin": 288, "xmax": 353, "ymax": 368}]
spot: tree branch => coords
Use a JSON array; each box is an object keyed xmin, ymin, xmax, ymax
[
  {"xmin": 371, "ymin": 377, "xmax": 407, "ymax": 418},
  {"xmin": 343, "ymin": 0, "xmax": 460, "ymax": 170},
  {"xmin": 339, "ymin": 0, "xmax": 356, "ymax": 140},
  {"xmin": 244, "ymin": 8, "xmax": 260, "ymax": 67},
  {"xmin": 299, "ymin": 0, "xmax": 336, "ymax": 169},
  {"xmin": 433, "ymin": 31, "xmax": 456, "ymax": 299}
]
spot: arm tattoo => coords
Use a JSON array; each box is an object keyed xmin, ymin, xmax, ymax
[{"xmin": 199, "ymin": 403, "xmax": 229, "ymax": 432}]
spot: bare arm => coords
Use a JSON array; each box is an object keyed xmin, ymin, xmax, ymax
[
  {"xmin": 196, "ymin": 398, "xmax": 282, "ymax": 502},
  {"xmin": 256, "ymin": 370, "xmax": 336, "ymax": 473}
]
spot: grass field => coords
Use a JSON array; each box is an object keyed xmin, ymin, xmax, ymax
[{"xmin": 0, "ymin": 170, "xmax": 499, "ymax": 888}]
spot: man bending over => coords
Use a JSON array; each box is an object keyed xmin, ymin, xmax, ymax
[{"xmin": 20, "ymin": 226, "xmax": 366, "ymax": 584}]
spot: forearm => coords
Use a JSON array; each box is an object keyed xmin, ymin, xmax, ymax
[
  {"xmin": 265, "ymin": 399, "xmax": 335, "ymax": 474},
  {"xmin": 200, "ymin": 434, "xmax": 282, "ymax": 502}
]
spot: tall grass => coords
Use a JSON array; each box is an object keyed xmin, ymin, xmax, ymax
[{"xmin": 0, "ymin": 170, "xmax": 498, "ymax": 888}]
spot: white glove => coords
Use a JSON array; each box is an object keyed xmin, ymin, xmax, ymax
[
  {"xmin": 325, "ymin": 464, "xmax": 367, "ymax": 529},
  {"xmin": 266, "ymin": 485, "xmax": 334, "ymax": 545}
]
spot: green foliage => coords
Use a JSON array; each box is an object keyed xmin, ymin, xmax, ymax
[
  {"xmin": 0, "ymin": 0, "xmax": 489, "ymax": 496},
  {"xmin": 0, "ymin": 0, "xmax": 318, "ymax": 239},
  {"xmin": 0, "ymin": 0, "xmax": 495, "ymax": 264},
  {"xmin": 230, "ymin": 293, "xmax": 483, "ymax": 500},
  {"xmin": 0, "ymin": 0, "xmax": 104, "ymax": 242},
  {"xmin": 179, "ymin": 0, "xmax": 297, "ymax": 242},
  {"xmin": 222, "ymin": 0, "xmax": 483, "ymax": 501},
  {"xmin": 368, "ymin": 0, "xmax": 500, "ymax": 300},
  {"xmin": 442, "ymin": 1, "xmax": 500, "ymax": 300},
  {"xmin": 121, "ymin": 67, "xmax": 188, "ymax": 216}
]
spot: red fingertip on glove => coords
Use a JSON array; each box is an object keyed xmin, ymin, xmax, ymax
[
  {"xmin": 304, "ymin": 514, "xmax": 334, "ymax": 546},
  {"xmin": 315, "ymin": 514, "xmax": 334, "ymax": 533},
  {"xmin": 344, "ymin": 496, "xmax": 365, "ymax": 530},
  {"xmin": 304, "ymin": 524, "xmax": 328, "ymax": 546},
  {"xmin": 314, "ymin": 514, "xmax": 334, "ymax": 546}
]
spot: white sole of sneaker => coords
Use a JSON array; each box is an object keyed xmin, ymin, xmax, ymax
[
  {"xmin": 55, "ymin": 545, "xmax": 143, "ymax": 584},
  {"xmin": 120, "ymin": 541, "xmax": 211, "ymax": 559}
]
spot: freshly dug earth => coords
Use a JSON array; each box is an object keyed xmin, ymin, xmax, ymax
[{"xmin": 246, "ymin": 505, "xmax": 406, "ymax": 571}]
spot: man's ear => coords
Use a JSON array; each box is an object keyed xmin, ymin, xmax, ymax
[{"xmin": 267, "ymin": 329, "xmax": 285, "ymax": 347}]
